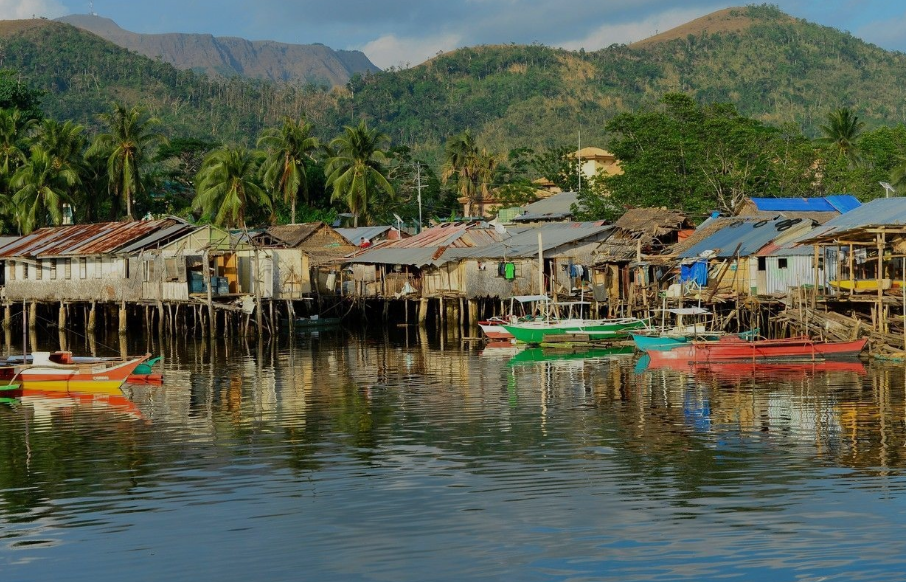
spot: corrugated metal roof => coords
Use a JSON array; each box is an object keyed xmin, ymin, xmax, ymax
[
  {"xmin": 117, "ymin": 222, "xmax": 197, "ymax": 253},
  {"xmin": 346, "ymin": 247, "xmax": 442, "ymax": 267},
  {"xmin": 445, "ymin": 224, "xmax": 614, "ymax": 260},
  {"xmin": 0, "ymin": 220, "xmax": 181, "ymax": 258},
  {"xmin": 335, "ymin": 226, "xmax": 392, "ymax": 244},
  {"xmin": 511, "ymin": 192, "xmax": 579, "ymax": 222},
  {"xmin": 386, "ymin": 221, "xmax": 502, "ymax": 249},
  {"xmin": 800, "ymin": 197, "xmax": 906, "ymax": 241},
  {"xmin": 749, "ymin": 195, "xmax": 860, "ymax": 213},
  {"xmin": 679, "ymin": 217, "xmax": 808, "ymax": 259}
]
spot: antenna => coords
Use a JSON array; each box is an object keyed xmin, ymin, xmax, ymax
[{"xmin": 89, "ymin": 1, "xmax": 96, "ymax": 15}]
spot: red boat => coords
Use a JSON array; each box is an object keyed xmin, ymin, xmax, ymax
[{"xmin": 646, "ymin": 335, "xmax": 867, "ymax": 364}]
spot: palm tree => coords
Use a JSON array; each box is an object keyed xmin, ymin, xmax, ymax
[
  {"xmin": 441, "ymin": 130, "xmax": 498, "ymax": 217},
  {"xmin": 193, "ymin": 146, "xmax": 270, "ymax": 229},
  {"xmin": 88, "ymin": 103, "xmax": 165, "ymax": 219},
  {"xmin": 11, "ymin": 145, "xmax": 78, "ymax": 234},
  {"xmin": 819, "ymin": 107, "xmax": 864, "ymax": 164},
  {"xmin": 257, "ymin": 117, "xmax": 319, "ymax": 224},
  {"xmin": 325, "ymin": 121, "xmax": 394, "ymax": 227},
  {"xmin": 0, "ymin": 108, "xmax": 36, "ymax": 178}
]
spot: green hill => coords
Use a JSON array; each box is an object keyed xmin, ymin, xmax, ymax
[
  {"xmin": 0, "ymin": 19, "xmax": 341, "ymax": 143},
  {"xmin": 4, "ymin": 5, "xmax": 906, "ymax": 159},
  {"xmin": 344, "ymin": 4, "xmax": 906, "ymax": 154}
]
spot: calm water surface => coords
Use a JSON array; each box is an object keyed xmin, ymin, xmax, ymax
[{"xmin": 2, "ymin": 327, "xmax": 906, "ymax": 581}]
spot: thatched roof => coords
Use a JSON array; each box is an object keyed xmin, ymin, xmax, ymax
[
  {"xmin": 613, "ymin": 208, "xmax": 691, "ymax": 237},
  {"xmin": 255, "ymin": 223, "xmax": 322, "ymax": 248}
]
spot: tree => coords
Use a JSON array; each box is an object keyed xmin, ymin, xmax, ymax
[
  {"xmin": 0, "ymin": 71, "xmax": 43, "ymax": 121},
  {"xmin": 88, "ymin": 103, "xmax": 165, "ymax": 219},
  {"xmin": 819, "ymin": 107, "xmax": 864, "ymax": 165},
  {"xmin": 325, "ymin": 120, "xmax": 394, "ymax": 227},
  {"xmin": 11, "ymin": 145, "xmax": 78, "ymax": 234},
  {"xmin": 0, "ymin": 108, "xmax": 36, "ymax": 180},
  {"xmin": 441, "ymin": 130, "xmax": 498, "ymax": 217},
  {"xmin": 258, "ymin": 117, "xmax": 320, "ymax": 225},
  {"xmin": 193, "ymin": 146, "xmax": 270, "ymax": 229}
]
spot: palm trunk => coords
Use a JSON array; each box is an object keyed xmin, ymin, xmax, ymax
[{"xmin": 291, "ymin": 197, "xmax": 296, "ymax": 224}]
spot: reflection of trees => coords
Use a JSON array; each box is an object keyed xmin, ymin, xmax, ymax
[{"xmin": 4, "ymin": 331, "xmax": 906, "ymax": 526}]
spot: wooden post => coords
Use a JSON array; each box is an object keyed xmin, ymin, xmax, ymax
[
  {"xmin": 812, "ymin": 243, "xmax": 820, "ymax": 309},
  {"xmin": 254, "ymin": 249, "xmax": 263, "ymax": 336},
  {"xmin": 58, "ymin": 301, "xmax": 66, "ymax": 332},
  {"xmin": 2, "ymin": 304, "xmax": 10, "ymax": 330},
  {"xmin": 468, "ymin": 298, "xmax": 479, "ymax": 328},
  {"xmin": 118, "ymin": 301, "xmax": 128, "ymax": 334},
  {"xmin": 204, "ymin": 249, "xmax": 215, "ymax": 338},
  {"xmin": 28, "ymin": 302, "xmax": 36, "ymax": 331},
  {"xmin": 87, "ymin": 301, "xmax": 96, "ymax": 332},
  {"xmin": 878, "ymin": 232, "xmax": 885, "ymax": 333},
  {"xmin": 418, "ymin": 297, "xmax": 429, "ymax": 325}
]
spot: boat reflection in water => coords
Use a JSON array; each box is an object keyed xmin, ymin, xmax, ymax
[
  {"xmin": 2, "ymin": 388, "xmax": 144, "ymax": 423},
  {"xmin": 507, "ymin": 345, "xmax": 634, "ymax": 366},
  {"xmin": 636, "ymin": 354, "xmax": 867, "ymax": 380}
]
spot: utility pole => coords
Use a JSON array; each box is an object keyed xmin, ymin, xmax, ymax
[{"xmin": 416, "ymin": 162, "xmax": 424, "ymax": 234}]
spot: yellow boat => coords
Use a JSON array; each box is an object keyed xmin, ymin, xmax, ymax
[{"xmin": 829, "ymin": 279, "xmax": 897, "ymax": 292}]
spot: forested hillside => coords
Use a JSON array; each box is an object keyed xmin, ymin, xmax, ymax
[
  {"xmin": 0, "ymin": 19, "xmax": 341, "ymax": 143},
  {"xmin": 346, "ymin": 5, "xmax": 906, "ymax": 155}
]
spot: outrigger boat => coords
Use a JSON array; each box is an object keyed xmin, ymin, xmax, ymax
[
  {"xmin": 0, "ymin": 351, "xmax": 150, "ymax": 395},
  {"xmin": 645, "ymin": 335, "xmax": 867, "ymax": 364},
  {"xmin": 477, "ymin": 295, "xmax": 550, "ymax": 341},
  {"xmin": 503, "ymin": 316, "xmax": 647, "ymax": 344}
]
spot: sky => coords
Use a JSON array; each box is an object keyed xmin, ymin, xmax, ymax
[{"xmin": 4, "ymin": 0, "xmax": 906, "ymax": 69}]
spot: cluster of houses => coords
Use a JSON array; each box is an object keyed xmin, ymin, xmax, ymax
[{"xmin": 2, "ymin": 184, "xmax": 906, "ymax": 339}]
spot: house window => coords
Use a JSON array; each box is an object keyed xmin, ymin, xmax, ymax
[
  {"xmin": 21, "ymin": 262, "xmax": 28, "ymax": 280},
  {"xmin": 123, "ymin": 259, "xmax": 130, "ymax": 279},
  {"xmin": 36, "ymin": 260, "xmax": 44, "ymax": 280},
  {"xmin": 94, "ymin": 258, "xmax": 102, "ymax": 279},
  {"xmin": 757, "ymin": 257, "xmax": 766, "ymax": 271},
  {"xmin": 778, "ymin": 258, "xmax": 788, "ymax": 269},
  {"xmin": 50, "ymin": 259, "xmax": 57, "ymax": 280},
  {"xmin": 8, "ymin": 261, "xmax": 14, "ymax": 281},
  {"xmin": 64, "ymin": 258, "xmax": 72, "ymax": 280},
  {"xmin": 79, "ymin": 258, "xmax": 87, "ymax": 279}
]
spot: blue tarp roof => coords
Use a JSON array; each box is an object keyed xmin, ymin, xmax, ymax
[
  {"xmin": 679, "ymin": 217, "xmax": 800, "ymax": 259},
  {"xmin": 749, "ymin": 195, "xmax": 860, "ymax": 214}
]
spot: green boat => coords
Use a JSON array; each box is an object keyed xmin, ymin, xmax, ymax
[{"xmin": 502, "ymin": 317, "xmax": 647, "ymax": 345}]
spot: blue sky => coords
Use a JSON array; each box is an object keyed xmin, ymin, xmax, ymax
[{"xmin": 6, "ymin": 0, "xmax": 906, "ymax": 69}]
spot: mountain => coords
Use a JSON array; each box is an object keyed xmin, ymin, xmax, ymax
[
  {"xmin": 344, "ymin": 5, "xmax": 906, "ymax": 154},
  {"xmin": 2, "ymin": 6, "xmax": 906, "ymax": 160},
  {"xmin": 0, "ymin": 19, "xmax": 343, "ymax": 143},
  {"xmin": 56, "ymin": 14, "xmax": 380, "ymax": 86}
]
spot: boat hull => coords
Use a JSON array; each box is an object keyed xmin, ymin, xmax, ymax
[
  {"xmin": 503, "ymin": 318, "xmax": 646, "ymax": 344},
  {"xmin": 647, "ymin": 336, "xmax": 867, "ymax": 364},
  {"xmin": 478, "ymin": 321, "xmax": 513, "ymax": 340},
  {"xmin": 0, "ymin": 355, "xmax": 148, "ymax": 394}
]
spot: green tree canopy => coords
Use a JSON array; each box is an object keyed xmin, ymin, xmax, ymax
[{"xmin": 326, "ymin": 120, "xmax": 394, "ymax": 227}]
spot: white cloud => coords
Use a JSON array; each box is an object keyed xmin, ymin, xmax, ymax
[
  {"xmin": 559, "ymin": 5, "xmax": 723, "ymax": 51},
  {"xmin": 360, "ymin": 33, "xmax": 462, "ymax": 70},
  {"xmin": 0, "ymin": 0, "xmax": 67, "ymax": 19}
]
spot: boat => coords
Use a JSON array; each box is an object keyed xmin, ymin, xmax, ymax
[
  {"xmin": 0, "ymin": 351, "xmax": 150, "ymax": 394},
  {"xmin": 829, "ymin": 279, "xmax": 897, "ymax": 292},
  {"xmin": 127, "ymin": 356, "xmax": 164, "ymax": 384},
  {"xmin": 630, "ymin": 307, "xmax": 725, "ymax": 352},
  {"xmin": 645, "ymin": 335, "xmax": 867, "ymax": 364},
  {"xmin": 293, "ymin": 315, "xmax": 341, "ymax": 328},
  {"xmin": 477, "ymin": 295, "xmax": 551, "ymax": 341},
  {"xmin": 503, "ymin": 316, "xmax": 647, "ymax": 344}
]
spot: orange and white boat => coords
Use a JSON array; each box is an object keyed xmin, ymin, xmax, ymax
[{"xmin": 0, "ymin": 351, "xmax": 150, "ymax": 395}]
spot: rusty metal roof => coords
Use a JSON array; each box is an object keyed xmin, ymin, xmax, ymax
[
  {"xmin": 386, "ymin": 221, "xmax": 503, "ymax": 249},
  {"xmin": 0, "ymin": 219, "xmax": 183, "ymax": 258}
]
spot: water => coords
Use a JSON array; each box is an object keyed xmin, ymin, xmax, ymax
[{"xmin": 2, "ymin": 328, "xmax": 906, "ymax": 581}]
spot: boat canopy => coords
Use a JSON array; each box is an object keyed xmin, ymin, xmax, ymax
[
  {"xmin": 659, "ymin": 307, "xmax": 710, "ymax": 316},
  {"xmin": 513, "ymin": 295, "xmax": 550, "ymax": 303}
]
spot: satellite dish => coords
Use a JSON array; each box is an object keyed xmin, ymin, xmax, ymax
[
  {"xmin": 393, "ymin": 213, "xmax": 403, "ymax": 224},
  {"xmin": 494, "ymin": 222, "xmax": 507, "ymax": 235}
]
